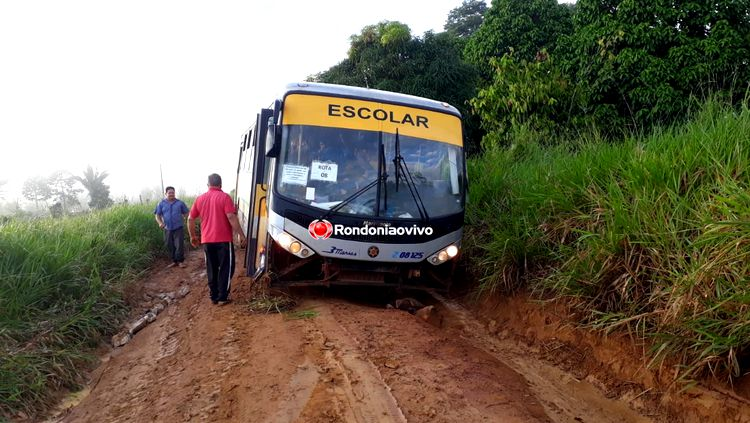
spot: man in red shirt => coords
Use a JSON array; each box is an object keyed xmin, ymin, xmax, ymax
[{"xmin": 188, "ymin": 173, "xmax": 247, "ymax": 305}]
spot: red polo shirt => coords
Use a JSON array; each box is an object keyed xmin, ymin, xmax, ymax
[{"xmin": 189, "ymin": 187, "xmax": 236, "ymax": 243}]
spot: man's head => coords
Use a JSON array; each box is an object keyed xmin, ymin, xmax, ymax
[
  {"xmin": 165, "ymin": 186, "xmax": 176, "ymax": 201},
  {"xmin": 208, "ymin": 173, "xmax": 222, "ymax": 188}
]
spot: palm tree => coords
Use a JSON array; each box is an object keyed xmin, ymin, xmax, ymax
[{"xmin": 75, "ymin": 166, "xmax": 113, "ymax": 210}]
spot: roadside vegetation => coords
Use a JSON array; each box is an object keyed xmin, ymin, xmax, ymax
[
  {"xmin": 464, "ymin": 100, "xmax": 750, "ymax": 383},
  {"xmin": 314, "ymin": 0, "xmax": 750, "ymax": 387},
  {"xmin": 0, "ymin": 205, "xmax": 162, "ymax": 418},
  {"xmin": 4, "ymin": 0, "xmax": 750, "ymax": 418}
]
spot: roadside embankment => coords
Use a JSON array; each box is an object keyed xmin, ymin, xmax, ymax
[
  {"xmin": 464, "ymin": 101, "xmax": 750, "ymax": 387},
  {"xmin": 0, "ymin": 206, "xmax": 162, "ymax": 420}
]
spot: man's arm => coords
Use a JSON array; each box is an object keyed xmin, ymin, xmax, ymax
[
  {"xmin": 187, "ymin": 200, "xmax": 201, "ymax": 247},
  {"xmin": 226, "ymin": 213, "xmax": 247, "ymax": 248},
  {"xmin": 187, "ymin": 216, "xmax": 200, "ymax": 247},
  {"xmin": 155, "ymin": 213, "xmax": 165, "ymax": 229}
]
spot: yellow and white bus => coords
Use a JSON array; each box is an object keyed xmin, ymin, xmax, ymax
[{"xmin": 235, "ymin": 82, "xmax": 466, "ymax": 290}]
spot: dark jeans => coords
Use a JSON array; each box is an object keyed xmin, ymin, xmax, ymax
[
  {"xmin": 164, "ymin": 226, "xmax": 185, "ymax": 263},
  {"xmin": 203, "ymin": 242, "xmax": 235, "ymax": 302}
]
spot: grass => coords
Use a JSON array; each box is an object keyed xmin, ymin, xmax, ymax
[
  {"xmin": 464, "ymin": 100, "xmax": 750, "ymax": 383},
  {"xmin": 284, "ymin": 309, "xmax": 320, "ymax": 320},
  {"xmin": 0, "ymin": 205, "xmax": 162, "ymax": 419},
  {"xmin": 247, "ymin": 292, "xmax": 297, "ymax": 314}
]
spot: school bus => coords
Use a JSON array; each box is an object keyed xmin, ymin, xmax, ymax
[{"xmin": 235, "ymin": 82, "xmax": 466, "ymax": 290}]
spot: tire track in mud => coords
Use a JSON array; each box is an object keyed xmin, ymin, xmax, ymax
[
  {"xmin": 310, "ymin": 293, "xmax": 656, "ymax": 423},
  {"xmin": 180, "ymin": 312, "xmax": 244, "ymax": 421},
  {"xmin": 318, "ymin": 298, "xmax": 553, "ymax": 423},
  {"xmin": 267, "ymin": 356, "xmax": 320, "ymax": 423},
  {"xmin": 292, "ymin": 304, "xmax": 408, "ymax": 423}
]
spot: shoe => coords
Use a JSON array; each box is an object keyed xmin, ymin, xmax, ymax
[
  {"xmin": 211, "ymin": 300, "xmax": 218, "ymax": 305},
  {"xmin": 217, "ymin": 299, "xmax": 232, "ymax": 306},
  {"xmin": 177, "ymin": 263, "xmax": 186, "ymax": 268},
  {"xmin": 166, "ymin": 263, "xmax": 177, "ymax": 269}
]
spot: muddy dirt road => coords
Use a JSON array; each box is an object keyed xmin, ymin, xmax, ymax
[{"xmin": 44, "ymin": 250, "xmax": 748, "ymax": 423}]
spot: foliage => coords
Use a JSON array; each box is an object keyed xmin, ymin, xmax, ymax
[
  {"xmin": 0, "ymin": 205, "xmax": 162, "ymax": 418},
  {"xmin": 464, "ymin": 100, "xmax": 750, "ymax": 383},
  {"xmin": 75, "ymin": 166, "xmax": 114, "ymax": 210},
  {"xmin": 445, "ymin": 0, "xmax": 488, "ymax": 38},
  {"xmin": 470, "ymin": 51, "xmax": 581, "ymax": 149},
  {"xmin": 22, "ymin": 177, "xmax": 52, "ymax": 209},
  {"xmin": 311, "ymin": 1, "xmax": 750, "ymax": 150},
  {"xmin": 312, "ymin": 21, "xmax": 481, "ymax": 152},
  {"xmin": 49, "ymin": 202, "xmax": 64, "ymax": 218},
  {"xmin": 464, "ymin": 0, "xmax": 574, "ymax": 78},
  {"xmin": 313, "ymin": 21, "xmax": 411, "ymax": 88},
  {"xmin": 560, "ymin": 0, "xmax": 750, "ymax": 135},
  {"xmin": 22, "ymin": 172, "xmax": 87, "ymax": 216},
  {"xmin": 247, "ymin": 291, "xmax": 296, "ymax": 313},
  {"xmin": 305, "ymin": 1, "xmax": 750, "ymax": 389},
  {"xmin": 284, "ymin": 309, "xmax": 320, "ymax": 320},
  {"xmin": 22, "ymin": 167, "xmax": 116, "ymax": 214},
  {"xmin": 0, "ymin": 203, "xmax": 30, "ymax": 221}
]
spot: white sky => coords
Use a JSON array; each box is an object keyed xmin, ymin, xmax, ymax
[{"xmin": 0, "ymin": 0, "xmax": 466, "ymax": 203}]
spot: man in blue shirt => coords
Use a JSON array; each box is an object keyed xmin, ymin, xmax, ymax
[{"xmin": 154, "ymin": 186, "xmax": 190, "ymax": 268}]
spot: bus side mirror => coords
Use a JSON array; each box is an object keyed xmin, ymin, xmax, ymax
[{"xmin": 265, "ymin": 117, "xmax": 281, "ymax": 157}]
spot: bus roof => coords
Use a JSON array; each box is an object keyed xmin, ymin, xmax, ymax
[{"xmin": 282, "ymin": 82, "xmax": 461, "ymax": 118}]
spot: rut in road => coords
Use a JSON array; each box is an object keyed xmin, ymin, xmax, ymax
[{"xmin": 48, "ymin": 250, "xmax": 652, "ymax": 423}]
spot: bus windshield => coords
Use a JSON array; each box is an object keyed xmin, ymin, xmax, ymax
[{"xmin": 276, "ymin": 125, "xmax": 464, "ymax": 219}]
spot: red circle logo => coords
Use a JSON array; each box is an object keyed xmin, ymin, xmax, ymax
[{"xmin": 308, "ymin": 219, "xmax": 333, "ymax": 240}]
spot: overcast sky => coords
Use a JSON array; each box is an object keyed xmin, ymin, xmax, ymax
[{"xmin": 0, "ymin": 0, "xmax": 469, "ymax": 203}]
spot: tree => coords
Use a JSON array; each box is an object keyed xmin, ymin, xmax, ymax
[
  {"xmin": 328, "ymin": 21, "xmax": 415, "ymax": 89},
  {"xmin": 75, "ymin": 166, "xmax": 113, "ymax": 210},
  {"xmin": 464, "ymin": 0, "xmax": 574, "ymax": 78},
  {"xmin": 312, "ymin": 22, "xmax": 482, "ymax": 151},
  {"xmin": 471, "ymin": 50, "xmax": 579, "ymax": 149},
  {"xmin": 560, "ymin": 0, "xmax": 750, "ymax": 134},
  {"xmin": 47, "ymin": 171, "xmax": 82, "ymax": 216},
  {"xmin": 313, "ymin": 21, "xmax": 477, "ymax": 97},
  {"xmin": 445, "ymin": 0, "xmax": 488, "ymax": 38},
  {"xmin": 22, "ymin": 176, "xmax": 52, "ymax": 210}
]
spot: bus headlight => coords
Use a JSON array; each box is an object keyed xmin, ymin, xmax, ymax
[
  {"xmin": 277, "ymin": 232, "xmax": 293, "ymax": 249},
  {"xmin": 273, "ymin": 231, "xmax": 314, "ymax": 258},
  {"xmin": 428, "ymin": 244, "xmax": 460, "ymax": 265}
]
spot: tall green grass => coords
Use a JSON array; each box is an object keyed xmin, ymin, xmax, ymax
[
  {"xmin": 0, "ymin": 205, "xmax": 162, "ymax": 419},
  {"xmin": 465, "ymin": 100, "xmax": 750, "ymax": 382}
]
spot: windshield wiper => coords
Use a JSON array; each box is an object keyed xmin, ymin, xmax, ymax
[
  {"xmin": 392, "ymin": 129, "xmax": 429, "ymax": 222},
  {"xmin": 319, "ymin": 133, "xmax": 388, "ymax": 221},
  {"xmin": 376, "ymin": 131, "xmax": 387, "ymax": 217}
]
